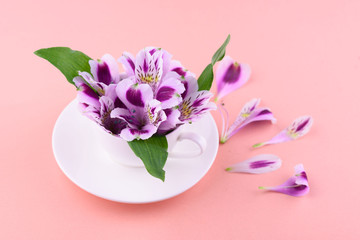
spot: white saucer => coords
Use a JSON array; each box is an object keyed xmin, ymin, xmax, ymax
[{"xmin": 52, "ymin": 100, "xmax": 219, "ymax": 203}]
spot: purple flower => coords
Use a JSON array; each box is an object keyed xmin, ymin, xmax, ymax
[
  {"xmin": 73, "ymin": 48, "xmax": 216, "ymax": 141},
  {"xmin": 178, "ymin": 75, "xmax": 217, "ymax": 124},
  {"xmin": 220, "ymin": 98, "xmax": 276, "ymax": 143},
  {"xmin": 215, "ymin": 56, "xmax": 251, "ymax": 101},
  {"xmin": 253, "ymin": 115, "xmax": 313, "ymax": 148},
  {"xmin": 226, "ymin": 154, "xmax": 281, "ymax": 174},
  {"xmin": 259, "ymin": 164, "xmax": 310, "ymax": 197},
  {"xmin": 73, "ymin": 77, "xmax": 126, "ymax": 135},
  {"xmin": 111, "ymin": 78, "xmax": 167, "ymax": 141}
]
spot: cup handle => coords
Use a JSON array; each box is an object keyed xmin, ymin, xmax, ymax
[{"xmin": 168, "ymin": 132, "xmax": 207, "ymax": 158}]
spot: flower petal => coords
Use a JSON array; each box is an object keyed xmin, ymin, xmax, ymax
[
  {"xmin": 90, "ymin": 54, "xmax": 120, "ymax": 85},
  {"xmin": 180, "ymin": 75, "xmax": 198, "ymax": 99},
  {"xmin": 78, "ymin": 71, "xmax": 107, "ymax": 96},
  {"xmin": 215, "ymin": 56, "xmax": 251, "ymax": 100},
  {"xmin": 169, "ymin": 60, "xmax": 193, "ymax": 77},
  {"xmin": 119, "ymin": 51, "xmax": 136, "ymax": 76},
  {"xmin": 116, "ymin": 77, "xmax": 154, "ymax": 111},
  {"xmin": 220, "ymin": 99, "xmax": 276, "ymax": 143},
  {"xmin": 259, "ymin": 164, "xmax": 309, "ymax": 197},
  {"xmin": 226, "ymin": 154, "xmax": 281, "ymax": 174},
  {"xmin": 73, "ymin": 76, "xmax": 100, "ymax": 109},
  {"xmin": 253, "ymin": 116, "xmax": 313, "ymax": 148},
  {"xmin": 157, "ymin": 108, "xmax": 181, "ymax": 134},
  {"xmin": 135, "ymin": 48, "xmax": 163, "ymax": 86},
  {"xmin": 155, "ymin": 72, "xmax": 185, "ymax": 109},
  {"xmin": 120, "ymin": 124, "xmax": 157, "ymax": 141},
  {"xmin": 179, "ymin": 90, "xmax": 216, "ymax": 123},
  {"xmin": 287, "ymin": 116, "xmax": 314, "ymax": 139}
]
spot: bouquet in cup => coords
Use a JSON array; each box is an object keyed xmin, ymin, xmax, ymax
[{"xmin": 35, "ymin": 35, "xmax": 230, "ymax": 181}]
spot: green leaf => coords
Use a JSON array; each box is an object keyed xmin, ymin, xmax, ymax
[
  {"xmin": 211, "ymin": 34, "xmax": 231, "ymax": 65},
  {"xmin": 197, "ymin": 34, "xmax": 231, "ymax": 91},
  {"xmin": 34, "ymin": 47, "xmax": 92, "ymax": 85},
  {"xmin": 128, "ymin": 135, "xmax": 168, "ymax": 181},
  {"xmin": 197, "ymin": 64, "xmax": 214, "ymax": 91}
]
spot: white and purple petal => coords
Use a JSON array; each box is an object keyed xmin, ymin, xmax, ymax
[
  {"xmin": 120, "ymin": 124, "xmax": 158, "ymax": 141},
  {"xmin": 89, "ymin": 54, "xmax": 120, "ymax": 85},
  {"xmin": 180, "ymin": 75, "xmax": 198, "ymax": 100},
  {"xmin": 73, "ymin": 76, "xmax": 100, "ymax": 109},
  {"xmin": 215, "ymin": 56, "xmax": 251, "ymax": 100},
  {"xmin": 220, "ymin": 99, "xmax": 276, "ymax": 143},
  {"xmin": 253, "ymin": 115, "xmax": 313, "ymax": 148},
  {"xmin": 116, "ymin": 77, "xmax": 154, "ymax": 111},
  {"xmin": 157, "ymin": 108, "xmax": 181, "ymax": 134},
  {"xmin": 287, "ymin": 116, "xmax": 314, "ymax": 139},
  {"xmin": 259, "ymin": 164, "xmax": 309, "ymax": 197},
  {"xmin": 155, "ymin": 72, "xmax": 185, "ymax": 109},
  {"xmin": 119, "ymin": 52, "xmax": 136, "ymax": 76},
  {"xmin": 135, "ymin": 48, "xmax": 163, "ymax": 86},
  {"xmin": 226, "ymin": 154, "xmax": 282, "ymax": 174},
  {"xmin": 179, "ymin": 91, "xmax": 216, "ymax": 123},
  {"xmin": 78, "ymin": 71, "xmax": 107, "ymax": 96}
]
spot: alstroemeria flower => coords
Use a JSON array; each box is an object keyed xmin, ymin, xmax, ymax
[
  {"xmin": 119, "ymin": 47, "xmax": 173, "ymax": 88},
  {"xmin": 178, "ymin": 75, "xmax": 217, "ymax": 123},
  {"xmin": 111, "ymin": 78, "xmax": 167, "ymax": 141},
  {"xmin": 253, "ymin": 115, "xmax": 313, "ymax": 148},
  {"xmin": 215, "ymin": 56, "xmax": 251, "ymax": 101},
  {"xmin": 220, "ymin": 98, "xmax": 276, "ymax": 143},
  {"xmin": 259, "ymin": 164, "xmax": 309, "ymax": 197},
  {"xmin": 119, "ymin": 47, "xmax": 186, "ymax": 110},
  {"xmin": 73, "ymin": 77, "xmax": 127, "ymax": 135},
  {"xmin": 76, "ymin": 54, "xmax": 123, "ymax": 96},
  {"xmin": 226, "ymin": 154, "xmax": 281, "ymax": 174}
]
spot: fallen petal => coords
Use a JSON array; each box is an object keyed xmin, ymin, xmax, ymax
[
  {"xmin": 226, "ymin": 154, "xmax": 281, "ymax": 174},
  {"xmin": 215, "ymin": 56, "xmax": 251, "ymax": 100},
  {"xmin": 253, "ymin": 116, "xmax": 313, "ymax": 148},
  {"xmin": 259, "ymin": 164, "xmax": 309, "ymax": 197},
  {"xmin": 220, "ymin": 99, "xmax": 276, "ymax": 143}
]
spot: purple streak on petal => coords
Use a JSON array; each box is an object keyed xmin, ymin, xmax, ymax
[
  {"xmin": 156, "ymin": 86, "xmax": 176, "ymax": 101},
  {"xmin": 172, "ymin": 67, "xmax": 186, "ymax": 77},
  {"xmin": 127, "ymin": 57, "xmax": 135, "ymax": 72},
  {"xmin": 226, "ymin": 154, "xmax": 281, "ymax": 174},
  {"xmin": 223, "ymin": 64, "xmax": 241, "ymax": 83},
  {"xmin": 300, "ymin": 171, "xmax": 308, "ymax": 180},
  {"xmin": 149, "ymin": 48, "xmax": 156, "ymax": 55},
  {"xmin": 181, "ymin": 81, "xmax": 188, "ymax": 99},
  {"xmin": 96, "ymin": 62, "xmax": 112, "ymax": 85},
  {"xmin": 130, "ymin": 128, "xmax": 149, "ymax": 135},
  {"xmin": 259, "ymin": 164, "xmax": 309, "ymax": 197},
  {"xmin": 143, "ymin": 58, "xmax": 148, "ymax": 73},
  {"xmin": 296, "ymin": 118, "xmax": 310, "ymax": 132},
  {"xmin": 257, "ymin": 109, "xmax": 272, "ymax": 116},
  {"xmin": 126, "ymin": 88, "xmax": 144, "ymax": 107},
  {"xmin": 264, "ymin": 178, "xmax": 309, "ymax": 197},
  {"xmin": 216, "ymin": 56, "xmax": 251, "ymax": 100},
  {"xmin": 192, "ymin": 98, "xmax": 205, "ymax": 107},
  {"xmin": 250, "ymin": 160, "xmax": 276, "ymax": 169}
]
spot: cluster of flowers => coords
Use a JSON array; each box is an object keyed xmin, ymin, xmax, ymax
[{"xmin": 74, "ymin": 47, "xmax": 216, "ymax": 141}]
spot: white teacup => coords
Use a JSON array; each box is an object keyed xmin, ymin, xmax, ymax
[{"xmin": 95, "ymin": 125, "xmax": 207, "ymax": 167}]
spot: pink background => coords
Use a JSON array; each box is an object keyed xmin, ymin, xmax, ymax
[{"xmin": 1, "ymin": 0, "xmax": 359, "ymax": 239}]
